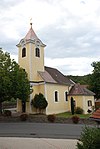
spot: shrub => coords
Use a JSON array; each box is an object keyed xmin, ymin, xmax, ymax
[
  {"xmin": 31, "ymin": 93, "xmax": 48, "ymax": 113},
  {"xmin": 47, "ymin": 114, "xmax": 56, "ymax": 122},
  {"xmin": 72, "ymin": 115, "xmax": 80, "ymax": 124},
  {"xmin": 3, "ymin": 110, "xmax": 12, "ymax": 116},
  {"xmin": 20, "ymin": 113, "xmax": 28, "ymax": 121},
  {"xmin": 77, "ymin": 127, "xmax": 100, "ymax": 149},
  {"xmin": 75, "ymin": 107, "xmax": 84, "ymax": 114}
]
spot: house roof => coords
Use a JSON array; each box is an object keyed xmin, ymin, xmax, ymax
[
  {"xmin": 95, "ymin": 99, "xmax": 100, "ymax": 102},
  {"xmin": 90, "ymin": 108, "xmax": 100, "ymax": 120},
  {"xmin": 68, "ymin": 83, "xmax": 95, "ymax": 96},
  {"xmin": 38, "ymin": 66, "xmax": 74, "ymax": 85}
]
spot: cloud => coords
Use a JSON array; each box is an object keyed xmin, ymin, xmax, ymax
[
  {"xmin": 45, "ymin": 57, "xmax": 99, "ymax": 75},
  {"xmin": 0, "ymin": 0, "xmax": 100, "ymax": 76}
]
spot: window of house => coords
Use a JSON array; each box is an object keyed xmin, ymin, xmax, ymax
[
  {"xmin": 88, "ymin": 100, "xmax": 92, "ymax": 106},
  {"xmin": 55, "ymin": 91, "xmax": 58, "ymax": 102},
  {"xmin": 65, "ymin": 91, "xmax": 68, "ymax": 101},
  {"xmin": 35, "ymin": 48, "xmax": 40, "ymax": 57},
  {"xmin": 22, "ymin": 47, "xmax": 26, "ymax": 57}
]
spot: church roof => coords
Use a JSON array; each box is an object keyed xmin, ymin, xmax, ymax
[
  {"xmin": 24, "ymin": 26, "xmax": 38, "ymax": 40},
  {"xmin": 69, "ymin": 83, "xmax": 95, "ymax": 96},
  {"xmin": 17, "ymin": 23, "xmax": 46, "ymax": 47},
  {"xmin": 38, "ymin": 66, "xmax": 74, "ymax": 86}
]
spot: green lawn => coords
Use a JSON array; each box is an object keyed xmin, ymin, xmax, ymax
[{"xmin": 56, "ymin": 112, "xmax": 91, "ymax": 119}]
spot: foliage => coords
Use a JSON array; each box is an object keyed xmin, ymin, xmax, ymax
[
  {"xmin": 71, "ymin": 97, "xmax": 75, "ymax": 115},
  {"xmin": 20, "ymin": 113, "xmax": 28, "ymax": 121},
  {"xmin": 89, "ymin": 61, "xmax": 100, "ymax": 99},
  {"xmin": 67, "ymin": 74, "xmax": 91, "ymax": 85},
  {"xmin": 3, "ymin": 110, "xmax": 12, "ymax": 116},
  {"xmin": 0, "ymin": 49, "xmax": 31, "ymax": 113},
  {"xmin": 75, "ymin": 107, "xmax": 84, "ymax": 114},
  {"xmin": 47, "ymin": 114, "xmax": 56, "ymax": 122},
  {"xmin": 31, "ymin": 93, "xmax": 48, "ymax": 113},
  {"xmin": 77, "ymin": 127, "xmax": 100, "ymax": 149},
  {"xmin": 71, "ymin": 115, "xmax": 80, "ymax": 124}
]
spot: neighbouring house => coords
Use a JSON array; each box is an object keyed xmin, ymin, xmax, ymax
[
  {"xmin": 95, "ymin": 99, "xmax": 100, "ymax": 109},
  {"xmin": 90, "ymin": 108, "xmax": 100, "ymax": 126},
  {"xmin": 16, "ymin": 23, "xmax": 95, "ymax": 114}
]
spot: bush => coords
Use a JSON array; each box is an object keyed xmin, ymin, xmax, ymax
[
  {"xmin": 47, "ymin": 114, "xmax": 56, "ymax": 122},
  {"xmin": 72, "ymin": 115, "xmax": 80, "ymax": 124},
  {"xmin": 20, "ymin": 113, "xmax": 28, "ymax": 121},
  {"xmin": 75, "ymin": 107, "xmax": 84, "ymax": 114},
  {"xmin": 3, "ymin": 110, "xmax": 12, "ymax": 116},
  {"xmin": 77, "ymin": 127, "xmax": 100, "ymax": 149},
  {"xmin": 31, "ymin": 93, "xmax": 48, "ymax": 113}
]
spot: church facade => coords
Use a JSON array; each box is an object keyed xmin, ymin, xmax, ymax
[{"xmin": 17, "ymin": 23, "xmax": 95, "ymax": 114}]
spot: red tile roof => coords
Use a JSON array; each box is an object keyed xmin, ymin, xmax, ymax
[
  {"xmin": 69, "ymin": 83, "xmax": 95, "ymax": 96},
  {"xmin": 90, "ymin": 108, "xmax": 100, "ymax": 120}
]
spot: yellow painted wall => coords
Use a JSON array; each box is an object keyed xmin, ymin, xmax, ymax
[
  {"xmin": 18, "ymin": 43, "xmax": 44, "ymax": 81},
  {"xmin": 45, "ymin": 83, "xmax": 69, "ymax": 114},
  {"xmin": 68, "ymin": 95, "xmax": 94, "ymax": 114}
]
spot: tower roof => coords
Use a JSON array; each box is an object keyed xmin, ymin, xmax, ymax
[
  {"xmin": 24, "ymin": 24, "xmax": 38, "ymax": 40},
  {"xmin": 17, "ymin": 23, "xmax": 46, "ymax": 47}
]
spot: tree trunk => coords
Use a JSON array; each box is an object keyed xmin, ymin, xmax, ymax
[
  {"xmin": 0, "ymin": 102, "xmax": 3, "ymax": 114},
  {"xmin": 22, "ymin": 101, "xmax": 26, "ymax": 113}
]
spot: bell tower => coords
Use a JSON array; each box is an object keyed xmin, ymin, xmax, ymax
[{"xmin": 17, "ymin": 22, "xmax": 46, "ymax": 82}]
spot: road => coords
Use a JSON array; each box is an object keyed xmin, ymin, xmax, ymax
[{"xmin": 0, "ymin": 122, "xmax": 92, "ymax": 139}]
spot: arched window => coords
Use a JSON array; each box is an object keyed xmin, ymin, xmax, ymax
[
  {"xmin": 55, "ymin": 91, "xmax": 58, "ymax": 102},
  {"xmin": 88, "ymin": 100, "xmax": 92, "ymax": 106},
  {"xmin": 35, "ymin": 48, "xmax": 40, "ymax": 57},
  {"xmin": 22, "ymin": 47, "xmax": 26, "ymax": 57}
]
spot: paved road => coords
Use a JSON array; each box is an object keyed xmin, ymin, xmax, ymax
[{"xmin": 0, "ymin": 122, "xmax": 91, "ymax": 139}]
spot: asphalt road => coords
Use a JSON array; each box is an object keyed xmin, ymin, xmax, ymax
[{"xmin": 0, "ymin": 122, "xmax": 90, "ymax": 139}]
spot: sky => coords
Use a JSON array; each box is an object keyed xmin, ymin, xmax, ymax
[{"xmin": 0, "ymin": 0, "xmax": 100, "ymax": 76}]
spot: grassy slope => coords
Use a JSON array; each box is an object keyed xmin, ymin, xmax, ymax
[{"xmin": 56, "ymin": 112, "xmax": 91, "ymax": 119}]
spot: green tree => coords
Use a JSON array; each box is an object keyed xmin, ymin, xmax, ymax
[
  {"xmin": 0, "ymin": 49, "xmax": 12, "ymax": 113},
  {"xmin": 77, "ymin": 127, "xmax": 100, "ymax": 149},
  {"xmin": 0, "ymin": 49, "xmax": 31, "ymax": 113},
  {"xmin": 89, "ymin": 61, "xmax": 100, "ymax": 99},
  {"xmin": 32, "ymin": 93, "xmax": 48, "ymax": 113},
  {"xmin": 10, "ymin": 66, "xmax": 31, "ymax": 112}
]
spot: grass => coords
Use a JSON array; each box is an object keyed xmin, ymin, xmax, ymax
[{"xmin": 56, "ymin": 112, "xmax": 91, "ymax": 119}]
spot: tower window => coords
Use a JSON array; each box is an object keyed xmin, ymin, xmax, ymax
[
  {"xmin": 35, "ymin": 48, "xmax": 40, "ymax": 57},
  {"xmin": 22, "ymin": 47, "xmax": 26, "ymax": 57}
]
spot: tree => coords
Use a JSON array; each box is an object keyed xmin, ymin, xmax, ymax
[
  {"xmin": 77, "ymin": 127, "xmax": 100, "ymax": 149},
  {"xmin": 31, "ymin": 93, "xmax": 48, "ymax": 113},
  {"xmin": 0, "ymin": 49, "xmax": 31, "ymax": 113},
  {"xmin": 9, "ymin": 63, "xmax": 31, "ymax": 112},
  {"xmin": 0, "ymin": 49, "xmax": 12, "ymax": 113},
  {"xmin": 89, "ymin": 61, "xmax": 100, "ymax": 99}
]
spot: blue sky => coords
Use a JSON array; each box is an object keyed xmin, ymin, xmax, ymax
[{"xmin": 0, "ymin": 0, "xmax": 100, "ymax": 75}]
